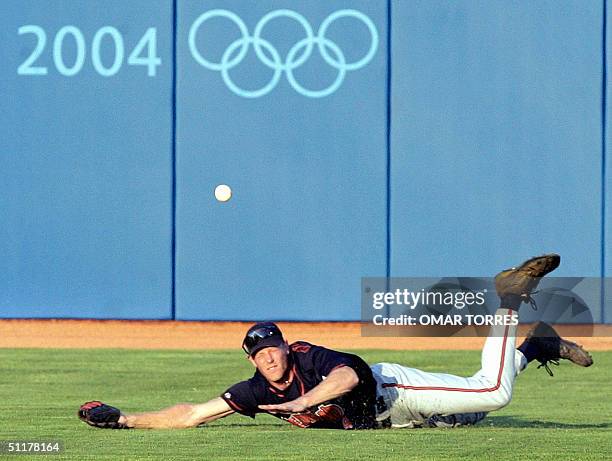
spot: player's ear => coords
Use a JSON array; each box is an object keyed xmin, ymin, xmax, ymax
[
  {"xmin": 284, "ymin": 340, "xmax": 289, "ymax": 354},
  {"xmin": 246, "ymin": 355, "xmax": 257, "ymax": 367}
]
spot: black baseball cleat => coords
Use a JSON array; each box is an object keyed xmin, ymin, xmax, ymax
[
  {"xmin": 494, "ymin": 254, "xmax": 561, "ymax": 310},
  {"xmin": 519, "ymin": 322, "xmax": 594, "ymax": 376}
]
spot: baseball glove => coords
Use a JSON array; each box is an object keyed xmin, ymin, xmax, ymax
[{"xmin": 78, "ymin": 401, "xmax": 128, "ymax": 429}]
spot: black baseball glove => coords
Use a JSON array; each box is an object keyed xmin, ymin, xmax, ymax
[{"xmin": 78, "ymin": 401, "xmax": 128, "ymax": 429}]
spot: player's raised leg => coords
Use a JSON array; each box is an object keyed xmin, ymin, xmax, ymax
[{"xmin": 372, "ymin": 254, "xmax": 561, "ymax": 427}]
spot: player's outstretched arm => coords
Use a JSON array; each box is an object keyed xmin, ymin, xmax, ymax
[
  {"xmin": 78, "ymin": 397, "xmax": 234, "ymax": 429},
  {"xmin": 258, "ymin": 366, "xmax": 359, "ymax": 414}
]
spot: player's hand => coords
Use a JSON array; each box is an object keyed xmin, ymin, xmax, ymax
[
  {"xmin": 78, "ymin": 401, "xmax": 128, "ymax": 429},
  {"xmin": 258, "ymin": 397, "xmax": 309, "ymax": 414}
]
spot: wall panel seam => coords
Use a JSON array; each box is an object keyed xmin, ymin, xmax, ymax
[
  {"xmin": 171, "ymin": 0, "xmax": 178, "ymax": 320},
  {"xmin": 602, "ymin": 0, "xmax": 607, "ymax": 323},
  {"xmin": 385, "ymin": 0, "xmax": 392, "ymax": 319}
]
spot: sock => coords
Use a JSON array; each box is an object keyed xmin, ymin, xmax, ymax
[
  {"xmin": 515, "ymin": 349, "xmax": 529, "ymax": 372},
  {"xmin": 518, "ymin": 340, "xmax": 540, "ymax": 363}
]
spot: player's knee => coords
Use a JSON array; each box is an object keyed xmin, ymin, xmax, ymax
[{"xmin": 489, "ymin": 386, "xmax": 512, "ymax": 410}]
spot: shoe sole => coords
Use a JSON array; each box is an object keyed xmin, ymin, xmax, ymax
[
  {"xmin": 495, "ymin": 254, "xmax": 561, "ymax": 299},
  {"xmin": 513, "ymin": 253, "xmax": 561, "ymax": 277},
  {"xmin": 559, "ymin": 338, "xmax": 594, "ymax": 367}
]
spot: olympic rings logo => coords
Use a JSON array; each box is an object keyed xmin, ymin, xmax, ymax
[{"xmin": 188, "ymin": 9, "xmax": 379, "ymax": 98}]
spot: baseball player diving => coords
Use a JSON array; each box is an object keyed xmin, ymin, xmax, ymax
[{"xmin": 78, "ymin": 254, "xmax": 593, "ymax": 430}]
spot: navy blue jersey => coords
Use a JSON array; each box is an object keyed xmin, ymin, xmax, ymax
[{"xmin": 221, "ymin": 342, "xmax": 378, "ymax": 429}]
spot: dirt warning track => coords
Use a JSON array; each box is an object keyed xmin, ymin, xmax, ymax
[{"xmin": 1, "ymin": 319, "xmax": 611, "ymax": 350}]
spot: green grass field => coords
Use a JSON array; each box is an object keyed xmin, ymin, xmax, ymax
[{"xmin": 0, "ymin": 348, "xmax": 610, "ymax": 460}]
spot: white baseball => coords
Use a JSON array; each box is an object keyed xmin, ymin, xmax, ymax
[{"xmin": 214, "ymin": 184, "xmax": 232, "ymax": 202}]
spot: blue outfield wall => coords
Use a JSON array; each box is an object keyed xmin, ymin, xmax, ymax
[
  {"xmin": 390, "ymin": 0, "xmax": 605, "ymax": 324},
  {"xmin": 175, "ymin": 1, "xmax": 387, "ymax": 321},
  {"xmin": 0, "ymin": 1, "xmax": 610, "ymax": 321},
  {"xmin": 0, "ymin": 0, "xmax": 174, "ymax": 318}
]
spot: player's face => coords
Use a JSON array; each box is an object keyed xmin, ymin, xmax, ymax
[{"xmin": 249, "ymin": 343, "xmax": 290, "ymax": 383}]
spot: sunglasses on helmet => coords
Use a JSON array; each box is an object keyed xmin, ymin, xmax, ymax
[{"xmin": 242, "ymin": 323, "xmax": 284, "ymax": 356}]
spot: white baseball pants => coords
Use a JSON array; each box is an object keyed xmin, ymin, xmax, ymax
[{"xmin": 371, "ymin": 308, "xmax": 527, "ymax": 428}]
